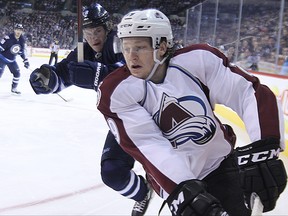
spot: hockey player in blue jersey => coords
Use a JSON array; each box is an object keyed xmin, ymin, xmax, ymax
[
  {"xmin": 29, "ymin": 3, "xmax": 152, "ymax": 216},
  {"xmin": 0, "ymin": 23, "xmax": 30, "ymax": 94}
]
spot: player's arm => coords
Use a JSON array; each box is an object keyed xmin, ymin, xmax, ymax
[
  {"xmin": 196, "ymin": 46, "xmax": 287, "ymax": 212},
  {"xmin": 0, "ymin": 35, "xmax": 9, "ymax": 52},
  {"xmin": 198, "ymin": 45, "xmax": 284, "ymax": 147},
  {"xmin": 67, "ymin": 60, "xmax": 109, "ymax": 90},
  {"xmin": 0, "ymin": 38, "xmax": 5, "ymax": 52},
  {"xmin": 18, "ymin": 38, "xmax": 30, "ymax": 68},
  {"xmin": 67, "ymin": 53, "xmax": 124, "ymax": 91},
  {"xmin": 67, "ymin": 41, "xmax": 124, "ymax": 90}
]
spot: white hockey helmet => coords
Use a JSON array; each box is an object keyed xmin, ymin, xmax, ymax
[{"xmin": 117, "ymin": 9, "xmax": 174, "ymax": 49}]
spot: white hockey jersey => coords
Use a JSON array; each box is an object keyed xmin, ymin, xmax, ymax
[{"xmin": 97, "ymin": 44, "xmax": 284, "ymax": 199}]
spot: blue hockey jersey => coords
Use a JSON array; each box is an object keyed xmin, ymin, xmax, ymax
[{"xmin": 0, "ymin": 33, "xmax": 27, "ymax": 63}]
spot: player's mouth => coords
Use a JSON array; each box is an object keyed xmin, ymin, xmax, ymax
[{"xmin": 131, "ymin": 65, "xmax": 141, "ymax": 69}]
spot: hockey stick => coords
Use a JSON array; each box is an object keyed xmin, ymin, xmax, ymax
[
  {"xmin": 56, "ymin": 92, "xmax": 73, "ymax": 102},
  {"xmin": 77, "ymin": 0, "xmax": 84, "ymax": 62},
  {"xmin": 251, "ymin": 193, "xmax": 264, "ymax": 216}
]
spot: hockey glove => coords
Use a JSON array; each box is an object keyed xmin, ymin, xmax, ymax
[
  {"xmin": 68, "ymin": 60, "xmax": 108, "ymax": 91},
  {"xmin": 29, "ymin": 64, "xmax": 60, "ymax": 94},
  {"xmin": 23, "ymin": 58, "xmax": 30, "ymax": 69},
  {"xmin": 235, "ymin": 137, "xmax": 287, "ymax": 212},
  {"xmin": 166, "ymin": 179, "xmax": 229, "ymax": 216}
]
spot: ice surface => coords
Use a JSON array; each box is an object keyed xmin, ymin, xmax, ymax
[{"xmin": 0, "ymin": 57, "xmax": 287, "ymax": 215}]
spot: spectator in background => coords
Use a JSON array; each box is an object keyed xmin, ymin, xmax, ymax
[
  {"xmin": 247, "ymin": 48, "xmax": 260, "ymax": 71},
  {"xmin": 49, "ymin": 38, "xmax": 60, "ymax": 65},
  {"xmin": 280, "ymin": 47, "xmax": 288, "ymax": 75},
  {"xmin": 239, "ymin": 39, "xmax": 251, "ymax": 54},
  {"xmin": 225, "ymin": 46, "xmax": 235, "ymax": 62},
  {"xmin": 262, "ymin": 36, "xmax": 277, "ymax": 61}
]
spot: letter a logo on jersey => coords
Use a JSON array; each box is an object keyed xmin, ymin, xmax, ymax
[
  {"xmin": 170, "ymin": 191, "xmax": 185, "ymax": 215},
  {"xmin": 154, "ymin": 93, "xmax": 216, "ymax": 148}
]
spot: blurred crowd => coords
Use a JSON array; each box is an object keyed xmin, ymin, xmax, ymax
[
  {"xmin": 0, "ymin": 0, "xmax": 287, "ymax": 74},
  {"xmin": 0, "ymin": 0, "xmax": 76, "ymax": 49},
  {"xmin": 218, "ymin": 7, "xmax": 288, "ymax": 67}
]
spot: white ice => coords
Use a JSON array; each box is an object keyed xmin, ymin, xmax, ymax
[{"xmin": 0, "ymin": 56, "xmax": 287, "ymax": 215}]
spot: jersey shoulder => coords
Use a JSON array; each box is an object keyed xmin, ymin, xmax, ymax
[
  {"xmin": 1, "ymin": 35, "xmax": 10, "ymax": 43},
  {"xmin": 100, "ymin": 66, "xmax": 130, "ymax": 92},
  {"xmin": 98, "ymin": 66, "xmax": 145, "ymax": 109},
  {"xmin": 173, "ymin": 43, "xmax": 229, "ymax": 67},
  {"xmin": 174, "ymin": 43, "xmax": 224, "ymax": 57},
  {"xmin": 4, "ymin": 35, "xmax": 10, "ymax": 40}
]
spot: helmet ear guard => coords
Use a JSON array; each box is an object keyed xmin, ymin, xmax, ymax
[{"xmin": 117, "ymin": 9, "xmax": 174, "ymax": 49}]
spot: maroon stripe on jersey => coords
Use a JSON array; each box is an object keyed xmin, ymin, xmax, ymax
[
  {"xmin": 253, "ymin": 83, "xmax": 280, "ymax": 138},
  {"xmin": 97, "ymin": 65, "xmax": 130, "ymax": 114}
]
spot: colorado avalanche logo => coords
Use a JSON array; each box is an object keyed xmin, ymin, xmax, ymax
[{"xmin": 154, "ymin": 93, "xmax": 216, "ymax": 148}]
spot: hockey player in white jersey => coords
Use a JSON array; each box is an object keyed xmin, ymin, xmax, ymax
[{"xmin": 97, "ymin": 9, "xmax": 287, "ymax": 216}]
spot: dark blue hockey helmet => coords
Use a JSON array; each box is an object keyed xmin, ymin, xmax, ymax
[
  {"xmin": 14, "ymin": 23, "xmax": 24, "ymax": 30},
  {"xmin": 82, "ymin": 3, "xmax": 112, "ymax": 31}
]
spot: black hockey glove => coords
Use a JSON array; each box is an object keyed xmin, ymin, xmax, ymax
[
  {"xmin": 235, "ymin": 137, "xmax": 287, "ymax": 212},
  {"xmin": 23, "ymin": 58, "xmax": 30, "ymax": 69},
  {"xmin": 166, "ymin": 179, "xmax": 229, "ymax": 216},
  {"xmin": 68, "ymin": 60, "xmax": 108, "ymax": 91},
  {"xmin": 29, "ymin": 64, "xmax": 60, "ymax": 94}
]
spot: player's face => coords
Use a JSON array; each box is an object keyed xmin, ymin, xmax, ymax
[
  {"xmin": 14, "ymin": 29, "xmax": 23, "ymax": 39},
  {"xmin": 83, "ymin": 26, "xmax": 107, "ymax": 52},
  {"xmin": 121, "ymin": 37, "xmax": 155, "ymax": 80}
]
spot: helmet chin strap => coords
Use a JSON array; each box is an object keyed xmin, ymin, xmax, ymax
[{"xmin": 145, "ymin": 49, "xmax": 167, "ymax": 81}]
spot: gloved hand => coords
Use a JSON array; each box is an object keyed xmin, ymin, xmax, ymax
[
  {"xmin": 166, "ymin": 180, "xmax": 229, "ymax": 216},
  {"xmin": 29, "ymin": 64, "xmax": 60, "ymax": 94},
  {"xmin": 23, "ymin": 58, "xmax": 30, "ymax": 69},
  {"xmin": 235, "ymin": 138, "xmax": 287, "ymax": 212},
  {"xmin": 68, "ymin": 60, "xmax": 108, "ymax": 90}
]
